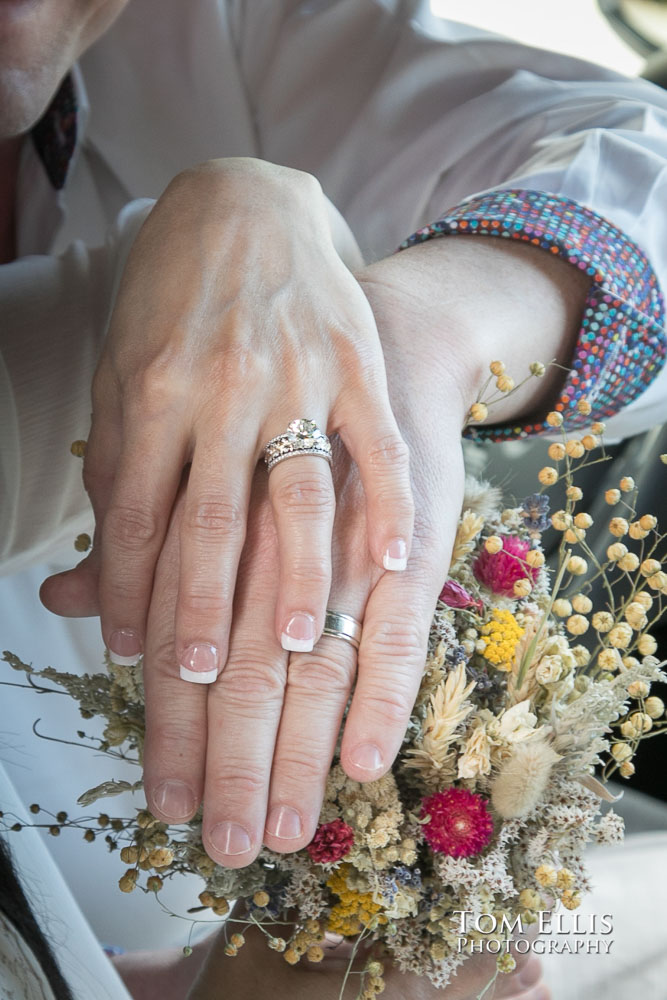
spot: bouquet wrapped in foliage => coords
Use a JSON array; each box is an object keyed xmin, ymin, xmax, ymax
[{"xmin": 3, "ymin": 383, "xmax": 666, "ymax": 999}]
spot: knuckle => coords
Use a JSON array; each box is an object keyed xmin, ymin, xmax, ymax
[
  {"xmin": 208, "ymin": 760, "xmax": 266, "ymax": 801},
  {"xmin": 283, "ymin": 557, "xmax": 330, "ymax": 590},
  {"xmin": 186, "ymin": 496, "xmax": 244, "ymax": 537},
  {"xmin": 178, "ymin": 587, "xmax": 229, "ymax": 618},
  {"xmin": 221, "ymin": 661, "xmax": 285, "ymax": 705},
  {"xmin": 361, "ymin": 682, "xmax": 415, "ymax": 726},
  {"xmin": 104, "ymin": 502, "xmax": 160, "ymax": 548},
  {"xmin": 273, "ymin": 474, "xmax": 334, "ymax": 517},
  {"xmin": 366, "ymin": 433, "xmax": 410, "ymax": 473},
  {"xmin": 273, "ymin": 748, "xmax": 327, "ymax": 786},
  {"xmin": 288, "ymin": 651, "xmax": 354, "ymax": 697},
  {"xmin": 364, "ymin": 617, "xmax": 426, "ymax": 662}
]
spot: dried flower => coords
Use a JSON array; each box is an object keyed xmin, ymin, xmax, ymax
[
  {"xmin": 420, "ymin": 788, "xmax": 493, "ymax": 857},
  {"xmin": 474, "ymin": 537, "xmax": 538, "ymax": 596},
  {"xmin": 470, "ymin": 402, "xmax": 488, "ymax": 422},
  {"xmin": 571, "ymin": 594, "xmax": 592, "ymax": 614},
  {"xmin": 546, "ymin": 411, "xmax": 563, "ymax": 427},
  {"xmin": 307, "ymin": 819, "xmax": 354, "ymax": 864},
  {"xmin": 645, "ymin": 697, "xmax": 665, "ymax": 719},
  {"xmin": 538, "ymin": 467, "xmax": 558, "ymax": 486},
  {"xmin": 491, "ymin": 739, "xmax": 560, "ymax": 818},
  {"xmin": 605, "ymin": 489, "xmax": 621, "ymax": 505},
  {"xmin": 439, "ymin": 579, "xmax": 483, "ymax": 613},
  {"xmin": 619, "ymin": 477, "xmax": 635, "ymax": 492},
  {"xmin": 521, "ymin": 494, "xmax": 550, "ymax": 532}
]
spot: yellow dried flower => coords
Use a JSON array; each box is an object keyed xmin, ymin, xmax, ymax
[
  {"xmin": 625, "ymin": 712, "xmax": 653, "ymax": 737},
  {"xmin": 648, "ymin": 571, "xmax": 667, "ymax": 591},
  {"xmin": 535, "ymin": 865, "xmax": 557, "ymax": 888},
  {"xmin": 567, "ymin": 556, "xmax": 587, "ymax": 576},
  {"xmin": 224, "ymin": 944, "xmax": 238, "ymax": 958},
  {"xmin": 572, "ymin": 645, "xmax": 591, "ymax": 666},
  {"xmin": 605, "ymin": 489, "xmax": 621, "ymax": 505},
  {"xmin": 561, "ymin": 890, "xmax": 582, "ymax": 910},
  {"xmin": 470, "ymin": 402, "xmax": 488, "ymax": 422},
  {"xmin": 551, "ymin": 510, "xmax": 572, "ymax": 531},
  {"xmin": 611, "ymin": 742, "xmax": 633, "ymax": 762},
  {"xmin": 566, "ymin": 485, "xmax": 583, "ymax": 501},
  {"xmin": 634, "ymin": 591, "xmax": 653, "ymax": 612},
  {"xmin": 571, "ymin": 594, "xmax": 593, "ymax": 614},
  {"xmin": 496, "ymin": 374, "xmax": 515, "ymax": 392},
  {"xmin": 230, "ymin": 934, "xmax": 245, "ymax": 949},
  {"xmin": 284, "ymin": 950, "xmax": 300, "ymax": 965},
  {"xmin": 623, "ymin": 656, "xmax": 641, "ymax": 671},
  {"xmin": 480, "ymin": 610, "xmax": 525, "ymax": 670},
  {"xmin": 565, "ymin": 440, "xmax": 585, "ymax": 459},
  {"xmin": 638, "ymin": 634, "xmax": 658, "ymax": 656},
  {"xmin": 530, "ymin": 361, "xmax": 546, "ymax": 377},
  {"xmin": 526, "ymin": 549, "xmax": 545, "ymax": 568},
  {"xmin": 148, "ymin": 847, "xmax": 174, "ymax": 868},
  {"xmin": 70, "ymin": 439, "xmax": 87, "ymax": 457},
  {"xmin": 618, "ymin": 552, "xmax": 640, "ymax": 573},
  {"xmin": 253, "ymin": 890, "xmax": 270, "ymax": 907},
  {"xmin": 609, "ymin": 517, "xmax": 629, "ymax": 537},
  {"xmin": 538, "ymin": 467, "xmax": 558, "ymax": 486},
  {"xmin": 120, "ymin": 846, "xmax": 139, "ymax": 864},
  {"xmin": 591, "ymin": 421, "xmax": 605, "ymax": 435},
  {"xmin": 307, "ymin": 946, "xmax": 324, "ymax": 963},
  {"xmin": 608, "ymin": 623, "xmax": 633, "ymax": 648},
  {"xmin": 564, "ymin": 527, "xmax": 586, "ymax": 544},
  {"xmin": 607, "ymin": 542, "xmax": 628, "ymax": 562},
  {"xmin": 662, "ymin": 454, "xmax": 667, "ymax": 464},
  {"xmin": 629, "ymin": 521, "xmax": 649, "ymax": 540},
  {"xmin": 567, "ymin": 614, "xmax": 589, "ymax": 636},
  {"xmin": 577, "ymin": 399, "xmax": 592, "ymax": 416},
  {"xmin": 620, "ymin": 477, "xmax": 635, "ymax": 492},
  {"xmin": 497, "ymin": 953, "xmax": 517, "ymax": 974},
  {"xmin": 598, "ymin": 649, "xmax": 621, "ymax": 672},
  {"xmin": 146, "ymin": 876, "xmax": 163, "ymax": 892},
  {"xmin": 490, "ymin": 360, "xmax": 505, "ymax": 376},
  {"xmin": 645, "ymin": 697, "xmax": 665, "ymax": 719},
  {"xmin": 582, "ymin": 434, "xmax": 599, "ymax": 451},
  {"xmin": 639, "ymin": 514, "xmax": 658, "ymax": 531},
  {"xmin": 574, "ymin": 513, "xmax": 593, "ymax": 529},
  {"xmin": 548, "ymin": 442, "xmax": 566, "ymax": 461},
  {"xmin": 627, "ymin": 680, "xmax": 650, "ymax": 698},
  {"xmin": 624, "ymin": 603, "xmax": 648, "ymax": 630},
  {"xmin": 74, "ymin": 533, "xmax": 91, "ymax": 552},
  {"xmin": 118, "ymin": 869, "xmax": 138, "ymax": 893},
  {"xmin": 592, "ymin": 611, "xmax": 614, "ymax": 632},
  {"xmin": 484, "ymin": 535, "xmax": 503, "ymax": 554},
  {"xmin": 552, "ymin": 599, "xmax": 572, "ymax": 617},
  {"xmin": 546, "ymin": 410, "xmax": 564, "ymax": 428},
  {"xmin": 556, "ymin": 868, "xmax": 576, "ymax": 890},
  {"xmin": 513, "ymin": 578, "xmax": 532, "ymax": 598},
  {"xmin": 269, "ymin": 938, "xmax": 287, "ymax": 952},
  {"xmin": 619, "ymin": 761, "xmax": 635, "ymax": 778},
  {"xmin": 519, "ymin": 889, "xmax": 544, "ymax": 909}
]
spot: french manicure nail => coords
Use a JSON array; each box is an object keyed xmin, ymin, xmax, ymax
[
  {"xmin": 209, "ymin": 821, "xmax": 251, "ymax": 856},
  {"xmin": 179, "ymin": 643, "xmax": 219, "ymax": 684},
  {"xmin": 265, "ymin": 805, "xmax": 303, "ymax": 840},
  {"xmin": 383, "ymin": 538, "xmax": 407, "ymax": 571},
  {"xmin": 281, "ymin": 612, "xmax": 316, "ymax": 652},
  {"xmin": 108, "ymin": 628, "xmax": 142, "ymax": 666},
  {"xmin": 152, "ymin": 780, "xmax": 197, "ymax": 821},
  {"xmin": 349, "ymin": 743, "xmax": 383, "ymax": 772}
]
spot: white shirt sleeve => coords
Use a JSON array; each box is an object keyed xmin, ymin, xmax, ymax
[
  {"xmin": 0, "ymin": 200, "xmax": 153, "ymax": 576},
  {"xmin": 229, "ymin": 0, "xmax": 667, "ymax": 437}
]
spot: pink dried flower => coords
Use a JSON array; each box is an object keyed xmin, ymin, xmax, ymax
[
  {"xmin": 307, "ymin": 819, "xmax": 354, "ymax": 864},
  {"xmin": 473, "ymin": 535, "xmax": 538, "ymax": 596},
  {"xmin": 421, "ymin": 788, "xmax": 494, "ymax": 858},
  {"xmin": 439, "ymin": 579, "xmax": 483, "ymax": 613}
]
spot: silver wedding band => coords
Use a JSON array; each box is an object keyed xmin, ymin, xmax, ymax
[
  {"xmin": 263, "ymin": 418, "xmax": 332, "ymax": 472},
  {"xmin": 322, "ymin": 610, "xmax": 362, "ymax": 649}
]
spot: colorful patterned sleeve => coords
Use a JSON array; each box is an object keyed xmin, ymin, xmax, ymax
[{"xmin": 398, "ymin": 189, "xmax": 666, "ymax": 441}]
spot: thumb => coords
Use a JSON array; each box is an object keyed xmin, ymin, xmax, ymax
[{"xmin": 40, "ymin": 548, "xmax": 101, "ymax": 618}]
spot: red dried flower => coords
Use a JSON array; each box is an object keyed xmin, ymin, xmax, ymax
[
  {"xmin": 307, "ymin": 819, "xmax": 354, "ymax": 864},
  {"xmin": 473, "ymin": 536, "xmax": 538, "ymax": 597},
  {"xmin": 439, "ymin": 579, "xmax": 483, "ymax": 613},
  {"xmin": 421, "ymin": 788, "xmax": 493, "ymax": 858}
]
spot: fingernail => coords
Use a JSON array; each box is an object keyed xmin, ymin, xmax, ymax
[
  {"xmin": 152, "ymin": 780, "xmax": 197, "ymax": 821},
  {"xmin": 209, "ymin": 821, "xmax": 251, "ymax": 856},
  {"xmin": 281, "ymin": 612, "xmax": 316, "ymax": 652},
  {"xmin": 108, "ymin": 628, "xmax": 142, "ymax": 666},
  {"xmin": 383, "ymin": 538, "xmax": 407, "ymax": 571},
  {"xmin": 179, "ymin": 643, "xmax": 219, "ymax": 684},
  {"xmin": 265, "ymin": 805, "xmax": 303, "ymax": 840},
  {"xmin": 349, "ymin": 743, "xmax": 383, "ymax": 772}
]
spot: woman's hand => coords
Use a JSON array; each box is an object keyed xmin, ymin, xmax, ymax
[{"xmin": 41, "ymin": 157, "xmax": 413, "ymax": 677}]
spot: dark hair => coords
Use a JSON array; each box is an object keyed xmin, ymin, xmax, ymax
[{"xmin": 0, "ymin": 837, "xmax": 75, "ymax": 1000}]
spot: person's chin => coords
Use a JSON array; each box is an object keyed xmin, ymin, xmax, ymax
[{"xmin": 0, "ymin": 65, "xmax": 66, "ymax": 138}]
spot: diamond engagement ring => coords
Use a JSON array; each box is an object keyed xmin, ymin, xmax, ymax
[
  {"xmin": 263, "ymin": 418, "xmax": 332, "ymax": 472},
  {"xmin": 322, "ymin": 610, "xmax": 362, "ymax": 649}
]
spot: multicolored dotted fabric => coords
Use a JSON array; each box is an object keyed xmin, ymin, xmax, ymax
[
  {"xmin": 399, "ymin": 189, "xmax": 666, "ymax": 440},
  {"xmin": 32, "ymin": 74, "xmax": 78, "ymax": 191}
]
